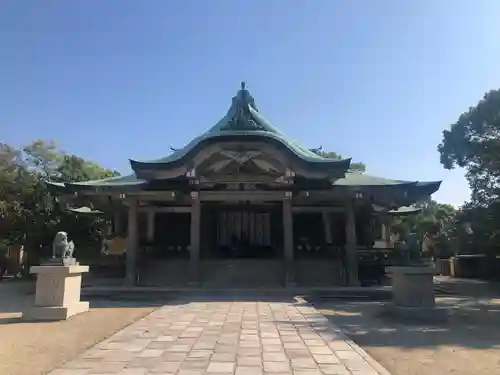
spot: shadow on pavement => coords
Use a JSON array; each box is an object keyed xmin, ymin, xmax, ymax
[{"xmin": 313, "ymin": 297, "xmax": 500, "ymax": 350}]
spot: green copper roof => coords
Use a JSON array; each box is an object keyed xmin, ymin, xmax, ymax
[
  {"xmin": 334, "ymin": 171, "xmax": 411, "ymax": 186},
  {"xmin": 334, "ymin": 172, "xmax": 441, "ymax": 193},
  {"xmin": 45, "ymin": 175, "xmax": 146, "ymax": 190},
  {"xmin": 45, "ymin": 171, "xmax": 441, "ymax": 204},
  {"xmin": 130, "ymin": 83, "xmax": 350, "ymax": 172},
  {"xmin": 66, "ymin": 174, "xmax": 146, "ymax": 187},
  {"xmin": 334, "ymin": 172, "xmax": 441, "ymax": 205}
]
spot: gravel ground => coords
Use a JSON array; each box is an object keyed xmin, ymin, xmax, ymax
[
  {"xmin": 317, "ymin": 296, "xmax": 500, "ymax": 375},
  {"xmin": 0, "ymin": 281, "xmax": 157, "ymax": 375}
]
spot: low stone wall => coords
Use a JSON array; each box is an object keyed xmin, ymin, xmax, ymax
[
  {"xmin": 138, "ymin": 259, "xmax": 344, "ymax": 287},
  {"xmin": 201, "ymin": 259, "xmax": 284, "ymax": 288}
]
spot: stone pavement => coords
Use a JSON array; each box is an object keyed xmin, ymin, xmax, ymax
[{"xmin": 48, "ymin": 301, "xmax": 389, "ymax": 375}]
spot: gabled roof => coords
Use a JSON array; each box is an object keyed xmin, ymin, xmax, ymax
[{"xmin": 130, "ymin": 83, "xmax": 351, "ymax": 174}]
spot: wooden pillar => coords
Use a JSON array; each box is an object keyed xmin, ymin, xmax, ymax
[
  {"xmin": 189, "ymin": 192, "xmax": 201, "ymax": 284},
  {"xmin": 283, "ymin": 194, "xmax": 295, "ymax": 286},
  {"xmin": 345, "ymin": 201, "xmax": 359, "ymax": 285},
  {"xmin": 382, "ymin": 216, "xmax": 392, "ymax": 248},
  {"xmin": 322, "ymin": 211, "xmax": 333, "ymax": 245},
  {"xmin": 113, "ymin": 212, "xmax": 121, "ymax": 236},
  {"xmin": 146, "ymin": 210, "xmax": 155, "ymax": 243},
  {"xmin": 125, "ymin": 198, "xmax": 138, "ymax": 286}
]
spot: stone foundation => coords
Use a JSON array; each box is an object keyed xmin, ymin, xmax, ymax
[
  {"xmin": 386, "ymin": 265, "xmax": 447, "ymax": 321},
  {"xmin": 137, "ymin": 259, "xmax": 344, "ymax": 287},
  {"xmin": 387, "ymin": 265, "xmax": 436, "ymax": 307},
  {"xmin": 23, "ymin": 264, "xmax": 89, "ymax": 321}
]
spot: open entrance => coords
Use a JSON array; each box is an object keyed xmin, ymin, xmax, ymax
[
  {"xmin": 198, "ymin": 203, "xmax": 284, "ymax": 287},
  {"xmin": 201, "ymin": 203, "xmax": 282, "ymax": 259}
]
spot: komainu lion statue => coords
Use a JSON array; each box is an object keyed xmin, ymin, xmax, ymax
[{"xmin": 52, "ymin": 231, "xmax": 75, "ymax": 259}]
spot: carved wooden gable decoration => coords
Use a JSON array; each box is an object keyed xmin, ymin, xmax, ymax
[{"xmin": 196, "ymin": 145, "xmax": 287, "ymax": 183}]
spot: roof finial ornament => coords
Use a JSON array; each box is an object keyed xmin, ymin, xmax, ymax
[{"xmin": 220, "ymin": 81, "xmax": 263, "ymax": 131}]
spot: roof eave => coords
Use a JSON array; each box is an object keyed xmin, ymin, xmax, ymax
[
  {"xmin": 407, "ymin": 181, "xmax": 442, "ymax": 199},
  {"xmin": 129, "ymin": 135, "xmax": 351, "ymax": 174},
  {"xmin": 45, "ymin": 180, "xmax": 147, "ymax": 194}
]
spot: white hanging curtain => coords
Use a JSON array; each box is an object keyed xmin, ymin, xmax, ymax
[{"xmin": 218, "ymin": 210, "xmax": 271, "ymax": 246}]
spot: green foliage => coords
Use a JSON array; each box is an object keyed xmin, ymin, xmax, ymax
[
  {"xmin": 390, "ymin": 200, "xmax": 457, "ymax": 257},
  {"xmin": 310, "ymin": 148, "xmax": 366, "ymax": 172},
  {"xmin": 438, "ymin": 89, "xmax": 500, "ymax": 262},
  {"xmin": 438, "ymin": 89, "xmax": 500, "ymax": 205},
  {"xmin": 0, "ymin": 140, "xmax": 118, "ymax": 264}
]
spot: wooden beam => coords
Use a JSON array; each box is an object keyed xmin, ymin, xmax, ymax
[
  {"xmin": 199, "ymin": 191, "xmax": 286, "ymax": 201},
  {"xmin": 292, "ymin": 206, "xmax": 344, "ymax": 213},
  {"xmin": 128, "ymin": 191, "xmax": 177, "ymax": 199},
  {"xmin": 78, "ymin": 191, "xmax": 178, "ymax": 200},
  {"xmin": 140, "ymin": 206, "xmax": 191, "ymax": 213}
]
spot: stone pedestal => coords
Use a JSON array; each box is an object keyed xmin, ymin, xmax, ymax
[
  {"xmin": 23, "ymin": 265, "xmax": 89, "ymax": 321},
  {"xmin": 387, "ymin": 265, "xmax": 436, "ymax": 307},
  {"xmin": 386, "ymin": 265, "xmax": 446, "ymax": 321}
]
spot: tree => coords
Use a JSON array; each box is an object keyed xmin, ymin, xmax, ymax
[
  {"xmin": 56, "ymin": 154, "xmax": 119, "ymax": 183},
  {"xmin": 390, "ymin": 200, "xmax": 457, "ymax": 257},
  {"xmin": 310, "ymin": 148, "xmax": 366, "ymax": 172},
  {"xmin": 0, "ymin": 140, "xmax": 118, "ymax": 267},
  {"xmin": 438, "ymin": 89, "xmax": 500, "ymax": 205},
  {"xmin": 438, "ymin": 89, "xmax": 500, "ymax": 265}
]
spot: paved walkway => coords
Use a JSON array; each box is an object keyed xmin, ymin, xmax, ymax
[{"xmin": 49, "ymin": 301, "xmax": 388, "ymax": 375}]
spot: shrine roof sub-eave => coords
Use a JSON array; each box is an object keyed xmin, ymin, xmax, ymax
[
  {"xmin": 45, "ymin": 174, "xmax": 147, "ymax": 192},
  {"xmin": 334, "ymin": 172, "xmax": 441, "ymax": 191},
  {"xmin": 334, "ymin": 172, "xmax": 442, "ymax": 205},
  {"xmin": 45, "ymin": 172, "xmax": 441, "ymax": 200},
  {"xmin": 412, "ymin": 181, "xmax": 442, "ymax": 196},
  {"xmin": 333, "ymin": 171, "xmax": 412, "ymax": 187}
]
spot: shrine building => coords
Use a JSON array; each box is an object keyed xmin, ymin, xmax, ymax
[{"xmin": 47, "ymin": 83, "xmax": 441, "ymax": 288}]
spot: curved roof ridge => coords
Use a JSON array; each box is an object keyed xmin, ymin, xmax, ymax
[
  {"xmin": 130, "ymin": 83, "xmax": 350, "ymax": 169},
  {"xmin": 248, "ymin": 105, "xmax": 328, "ymax": 161}
]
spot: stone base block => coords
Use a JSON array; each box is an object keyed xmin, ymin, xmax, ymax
[
  {"xmin": 23, "ymin": 301, "xmax": 90, "ymax": 321},
  {"xmin": 386, "ymin": 265, "xmax": 436, "ymax": 308},
  {"xmin": 24, "ymin": 264, "xmax": 90, "ymax": 321}
]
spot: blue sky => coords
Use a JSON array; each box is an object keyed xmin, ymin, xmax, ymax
[{"xmin": 1, "ymin": 1, "xmax": 500, "ymax": 206}]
